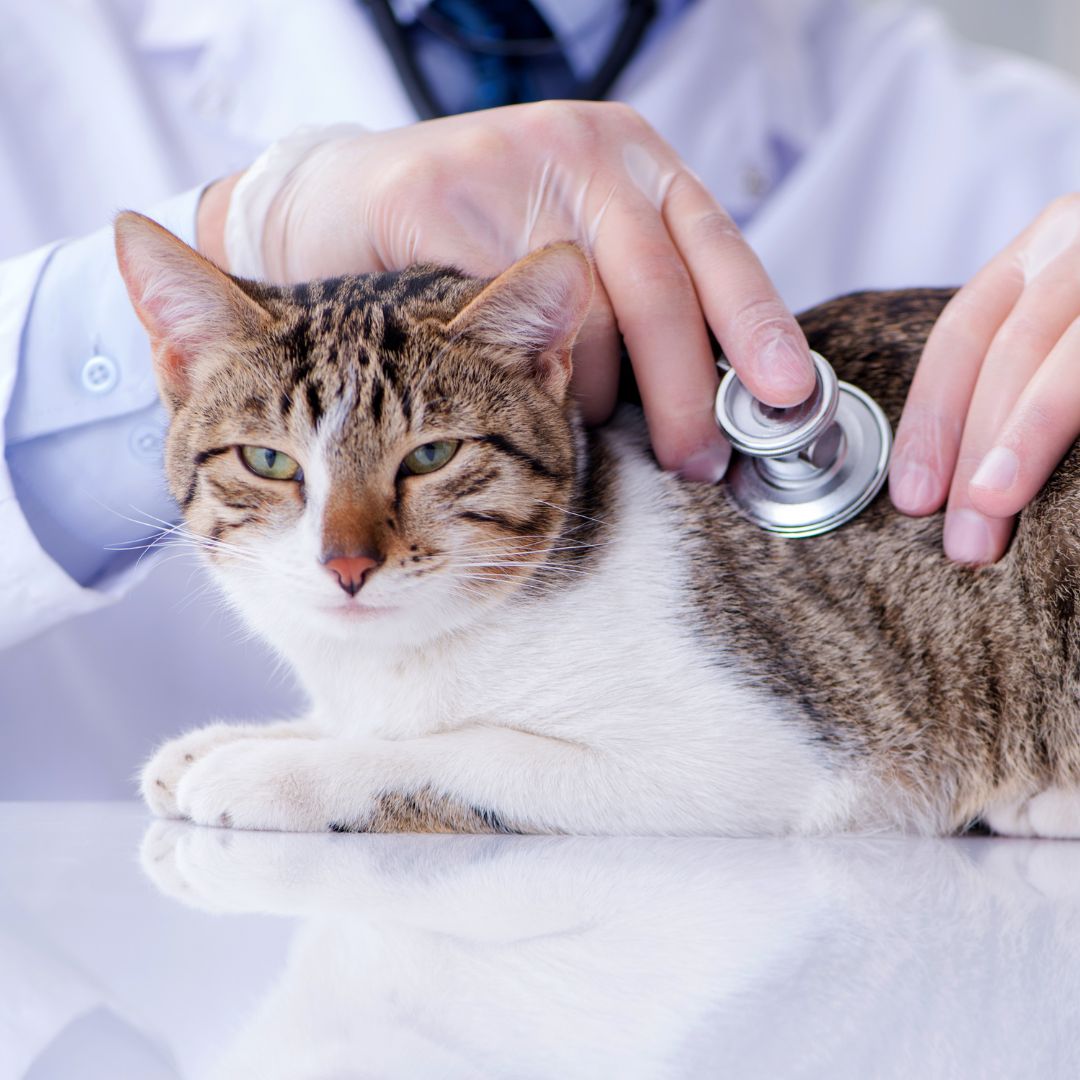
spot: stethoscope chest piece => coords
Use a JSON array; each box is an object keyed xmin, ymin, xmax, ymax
[{"xmin": 714, "ymin": 351, "xmax": 892, "ymax": 537}]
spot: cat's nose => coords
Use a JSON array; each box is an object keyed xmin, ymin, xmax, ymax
[{"xmin": 323, "ymin": 552, "xmax": 381, "ymax": 597}]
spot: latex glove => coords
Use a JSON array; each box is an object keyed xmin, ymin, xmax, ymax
[
  {"xmin": 890, "ymin": 195, "xmax": 1080, "ymax": 563},
  {"xmin": 199, "ymin": 103, "xmax": 815, "ymax": 482}
]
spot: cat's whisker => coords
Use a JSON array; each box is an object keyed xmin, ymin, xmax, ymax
[
  {"xmin": 535, "ymin": 498, "xmax": 610, "ymax": 528},
  {"xmin": 114, "ymin": 524, "xmax": 209, "ymax": 573},
  {"xmin": 452, "ymin": 579, "xmax": 562, "ymax": 603},
  {"xmin": 106, "ymin": 531, "xmax": 195, "ymax": 560},
  {"xmin": 104, "ymin": 522, "xmax": 183, "ymax": 549},
  {"xmin": 97, "ymin": 501, "xmax": 192, "ymax": 543},
  {"xmin": 173, "ymin": 568, "xmax": 219, "ymax": 614},
  {"xmin": 104, "ymin": 539, "xmax": 164, "ymax": 554},
  {"xmin": 171, "ymin": 539, "xmax": 260, "ymax": 565},
  {"xmin": 455, "ymin": 531, "xmax": 603, "ymax": 546},
  {"xmin": 452, "ymin": 573, "xmax": 540, "ymax": 588},
  {"xmin": 103, "ymin": 512, "xmax": 242, "ymax": 557},
  {"xmin": 177, "ymin": 532, "xmax": 262, "ymax": 558},
  {"xmin": 152, "ymin": 551, "xmax": 207, "ymax": 578},
  {"xmin": 452, "ymin": 534, "xmax": 610, "ymax": 556},
  {"xmin": 453, "ymin": 569, "xmax": 595, "ymax": 589},
  {"xmin": 121, "ymin": 506, "xmax": 182, "ymax": 531},
  {"xmin": 455, "ymin": 541, "xmax": 606, "ymax": 558},
  {"xmin": 455, "ymin": 558, "xmax": 593, "ymax": 573},
  {"xmin": 454, "ymin": 541, "xmax": 607, "ymax": 562},
  {"xmin": 97, "ymin": 505, "xmax": 194, "ymax": 573}
]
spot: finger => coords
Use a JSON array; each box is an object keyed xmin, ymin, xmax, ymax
[
  {"xmin": 969, "ymin": 312, "xmax": 1080, "ymax": 518},
  {"xmin": 569, "ymin": 277, "xmax": 621, "ymax": 425},
  {"xmin": 591, "ymin": 191, "xmax": 730, "ymax": 481},
  {"xmin": 890, "ymin": 262, "xmax": 1024, "ymax": 516},
  {"xmin": 942, "ymin": 257, "xmax": 1080, "ymax": 562},
  {"xmin": 941, "ymin": 482, "xmax": 1017, "ymax": 566},
  {"xmin": 662, "ymin": 170, "xmax": 815, "ymax": 407}
]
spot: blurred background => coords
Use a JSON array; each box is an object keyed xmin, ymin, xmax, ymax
[{"xmin": 864, "ymin": 0, "xmax": 1080, "ymax": 79}]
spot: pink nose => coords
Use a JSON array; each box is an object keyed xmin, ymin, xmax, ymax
[{"xmin": 323, "ymin": 553, "xmax": 380, "ymax": 597}]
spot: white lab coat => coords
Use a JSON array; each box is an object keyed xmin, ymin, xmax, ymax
[{"xmin": 2, "ymin": 0, "xmax": 1079, "ymax": 797}]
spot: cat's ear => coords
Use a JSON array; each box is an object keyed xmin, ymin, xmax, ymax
[
  {"xmin": 446, "ymin": 243, "xmax": 594, "ymax": 399},
  {"xmin": 114, "ymin": 211, "xmax": 273, "ymax": 410}
]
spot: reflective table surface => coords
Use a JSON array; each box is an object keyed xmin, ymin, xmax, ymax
[{"xmin": 2, "ymin": 803, "xmax": 1079, "ymax": 1079}]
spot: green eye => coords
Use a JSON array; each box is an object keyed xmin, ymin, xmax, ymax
[
  {"xmin": 240, "ymin": 445, "xmax": 302, "ymax": 481},
  {"xmin": 401, "ymin": 440, "xmax": 460, "ymax": 476}
]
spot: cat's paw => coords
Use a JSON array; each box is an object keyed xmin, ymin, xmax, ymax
[
  {"xmin": 983, "ymin": 787, "xmax": 1080, "ymax": 839},
  {"xmin": 176, "ymin": 738, "xmax": 338, "ymax": 832},
  {"xmin": 140, "ymin": 723, "xmax": 261, "ymax": 818}
]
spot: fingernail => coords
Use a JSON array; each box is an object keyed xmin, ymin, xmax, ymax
[
  {"xmin": 971, "ymin": 446, "xmax": 1019, "ymax": 493},
  {"xmin": 943, "ymin": 509, "xmax": 994, "ymax": 564},
  {"xmin": 889, "ymin": 457, "xmax": 937, "ymax": 513},
  {"xmin": 679, "ymin": 439, "xmax": 732, "ymax": 484},
  {"xmin": 760, "ymin": 336, "xmax": 814, "ymax": 403}
]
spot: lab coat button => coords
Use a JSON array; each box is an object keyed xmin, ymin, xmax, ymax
[
  {"xmin": 81, "ymin": 354, "xmax": 119, "ymax": 394},
  {"xmin": 130, "ymin": 425, "xmax": 164, "ymax": 463}
]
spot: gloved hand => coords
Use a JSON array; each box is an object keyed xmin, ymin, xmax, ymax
[
  {"xmin": 198, "ymin": 102, "xmax": 816, "ymax": 482},
  {"xmin": 890, "ymin": 195, "xmax": 1080, "ymax": 563}
]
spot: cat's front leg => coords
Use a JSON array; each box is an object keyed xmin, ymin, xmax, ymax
[
  {"xmin": 141, "ymin": 718, "xmax": 317, "ymax": 818},
  {"xmin": 173, "ymin": 726, "xmax": 632, "ymax": 834}
]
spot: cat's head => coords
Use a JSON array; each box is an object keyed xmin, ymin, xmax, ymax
[{"xmin": 115, "ymin": 212, "xmax": 594, "ymax": 647}]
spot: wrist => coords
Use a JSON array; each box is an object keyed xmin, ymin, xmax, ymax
[{"xmin": 196, "ymin": 173, "xmax": 241, "ymax": 270}]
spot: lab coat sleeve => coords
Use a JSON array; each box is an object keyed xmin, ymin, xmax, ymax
[{"xmin": 0, "ymin": 188, "xmax": 202, "ymax": 650}]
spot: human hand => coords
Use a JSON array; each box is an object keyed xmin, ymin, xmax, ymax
[
  {"xmin": 890, "ymin": 196, "xmax": 1080, "ymax": 563},
  {"xmin": 198, "ymin": 103, "xmax": 815, "ymax": 482}
]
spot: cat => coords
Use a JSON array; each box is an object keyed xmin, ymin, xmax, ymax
[{"xmin": 114, "ymin": 210, "xmax": 1080, "ymax": 838}]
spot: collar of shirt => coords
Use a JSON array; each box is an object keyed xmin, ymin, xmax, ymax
[{"xmin": 390, "ymin": 0, "xmax": 694, "ymax": 81}]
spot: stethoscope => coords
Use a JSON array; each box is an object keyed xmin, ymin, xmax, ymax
[{"xmin": 714, "ymin": 352, "xmax": 892, "ymax": 537}]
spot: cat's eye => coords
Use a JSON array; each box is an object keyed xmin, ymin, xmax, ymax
[
  {"xmin": 400, "ymin": 440, "xmax": 460, "ymax": 476},
  {"xmin": 240, "ymin": 445, "xmax": 303, "ymax": 481}
]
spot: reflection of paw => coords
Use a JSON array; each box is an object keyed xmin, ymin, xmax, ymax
[
  {"xmin": 141, "ymin": 724, "xmax": 262, "ymax": 818},
  {"xmin": 973, "ymin": 836, "xmax": 1080, "ymax": 902},
  {"xmin": 177, "ymin": 739, "xmax": 338, "ymax": 832},
  {"xmin": 139, "ymin": 819, "xmax": 250, "ymax": 913},
  {"xmin": 139, "ymin": 819, "xmax": 214, "ymax": 908},
  {"xmin": 984, "ymin": 788, "xmax": 1080, "ymax": 839},
  {"xmin": 138, "ymin": 822, "xmax": 377, "ymax": 915}
]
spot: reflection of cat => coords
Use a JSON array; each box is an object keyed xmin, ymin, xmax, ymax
[
  {"xmin": 116, "ymin": 211, "xmax": 1080, "ymax": 837},
  {"xmin": 141, "ymin": 824, "xmax": 1080, "ymax": 1079}
]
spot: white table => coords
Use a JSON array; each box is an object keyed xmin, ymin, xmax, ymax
[{"xmin": 2, "ymin": 802, "xmax": 1078, "ymax": 1079}]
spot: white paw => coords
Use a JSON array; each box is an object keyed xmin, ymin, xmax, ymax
[
  {"xmin": 140, "ymin": 723, "xmax": 264, "ymax": 818},
  {"xmin": 176, "ymin": 739, "xmax": 337, "ymax": 832},
  {"xmin": 983, "ymin": 787, "xmax": 1080, "ymax": 839}
]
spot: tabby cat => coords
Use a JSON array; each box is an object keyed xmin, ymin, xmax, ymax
[{"xmin": 115, "ymin": 211, "xmax": 1080, "ymax": 838}]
